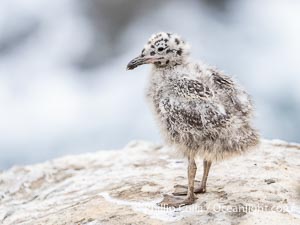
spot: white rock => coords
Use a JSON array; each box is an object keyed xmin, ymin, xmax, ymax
[{"xmin": 0, "ymin": 140, "xmax": 299, "ymax": 225}]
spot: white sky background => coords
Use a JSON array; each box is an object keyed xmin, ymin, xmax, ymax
[{"xmin": 0, "ymin": 0, "xmax": 299, "ymax": 169}]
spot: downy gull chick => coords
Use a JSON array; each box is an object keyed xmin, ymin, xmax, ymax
[{"xmin": 127, "ymin": 32, "xmax": 260, "ymax": 207}]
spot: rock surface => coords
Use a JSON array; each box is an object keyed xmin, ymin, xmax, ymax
[{"xmin": 0, "ymin": 139, "xmax": 300, "ymax": 225}]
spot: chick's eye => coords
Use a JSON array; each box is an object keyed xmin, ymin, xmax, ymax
[{"xmin": 158, "ymin": 47, "xmax": 164, "ymax": 52}]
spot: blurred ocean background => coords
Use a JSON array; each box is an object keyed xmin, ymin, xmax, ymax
[{"xmin": 0, "ymin": 0, "xmax": 299, "ymax": 169}]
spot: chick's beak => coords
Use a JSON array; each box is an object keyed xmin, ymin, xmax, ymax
[{"xmin": 126, "ymin": 56, "xmax": 155, "ymax": 70}]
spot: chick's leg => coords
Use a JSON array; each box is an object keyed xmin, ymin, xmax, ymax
[
  {"xmin": 157, "ymin": 155, "xmax": 197, "ymax": 207},
  {"xmin": 173, "ymin": 159, "xmax": 212, "ymax": 196}
]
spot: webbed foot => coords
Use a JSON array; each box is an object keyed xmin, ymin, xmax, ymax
[
  {"xmin": 172, "ymin": 181, "xmax": 206, "ymax": 196},
  {"xmin": 157, "ymin": 194, "xmax": 196, "ymax": 208}
]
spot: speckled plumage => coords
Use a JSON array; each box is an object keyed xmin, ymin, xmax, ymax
[
  {"xmin": 127, "ymin": 32, "xmax": 260, "ymax": 207},
  {"xmin": 141, "ymin": 33, "xmax": 260, "ymax": 161}
]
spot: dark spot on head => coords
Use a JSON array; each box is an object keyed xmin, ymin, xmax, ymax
[
  {"xmin": 164, "ymin": 39, "xmax": 168, "ymax": 42},
  {"xmin": 148, "ymin": 41, "xmax": 151, "ymax": 44},
  {"xmin": 141, "ymin": 48, "xmax": 146, "ymax": 57},
  {"xmin": 155, "ymin": 39, "xmax": 163, "ymax": 45},
  {"xmin": 175, "ymin": 38, "xmax": 180, "ymax": 45},
  {"xmin": 167, "ymin": 33, "xmax": 171, "ymax": 38},
  {"xmin": 177, "ymin": 48, "xmax": 182, "ymax": 56},
  {"xmin": 166, "ymin": 49, "xmax": 172, "ymax": 54},
  {"xmin": 151, "ymin": 45, "xmax": 155, "ymax": 48},
  {"xmin": 150, "ymin": 51, "xmax": 155, "ymax": 56},
  {"xmin": 155, "ymin": 61, "xmax": 162, "ymax": 66},
  {"xmin": 166, "ymin": 60, "xmax": 170, "ymax": 64},
  {"xmin": 158, "ymin": 47, "xmax": 164, "ymax": 52}
]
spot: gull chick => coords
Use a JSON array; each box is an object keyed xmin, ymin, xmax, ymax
[{"xmin": 127, "ymin": 32, "xmax": 260, "ymax": 207}]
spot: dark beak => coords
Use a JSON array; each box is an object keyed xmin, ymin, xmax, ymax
[{"xmin": 127, "ymin": 56, "xmax": 155, "ymax": 70}]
